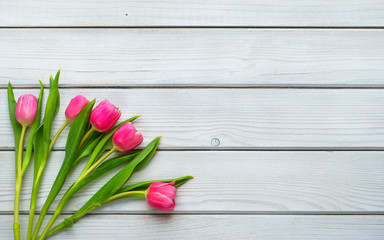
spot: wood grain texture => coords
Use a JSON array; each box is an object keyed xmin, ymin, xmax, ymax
[
  {"xmin": 3, "ymin": 88, "xmax": 384, "ymax": 149},
  {"xmin": 1, "ymin": 215, "xmax": 383, "ymax": 239},
  {"xmin": 1, "ymin": 0, "xmax": 384, "ymax": 27},
  {"xmin": 1, "ymin": 151, "xmax": 384, "ymax": 212},
  {"xmin": 1, "ymin": 29, "xmax": 384, "ymax": 87}
]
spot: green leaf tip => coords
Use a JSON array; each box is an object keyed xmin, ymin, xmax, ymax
[
  {"xmin": 151, "ymin": 136, "xmax": 162, "ymax": 145},
  {"xmin": 54, "ymin": 69, "xmax": 61, "ymax": 81},
  {"xmin": 116, "ymin": 175, "xmax": 193, "ymax": 194},
  {"xmin": 38, "ymin": 80, "xmax": 44, "ymax": 90},
  {"xmin": 127, "ymin": 115, "xmax": 141, "ymax": 122},
  {"xmin": 8, "ymin": 81, "xmax": 14, "ymax": 93}
]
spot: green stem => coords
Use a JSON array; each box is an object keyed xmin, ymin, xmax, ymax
[
  {"xmin": 37, "ymin": 185, "xmax": 78, "ymax": 240},
  {"xmin": 79, "ymin": 148, "xmax": 116, "ymax": 181},
  {"xmin": 13, "ymin": 178, "xmax": 21, "ymax": 240},
  {"xmin": 14, "ymin": 126, "xmax": 26, "ymax": 240},
  {"xmin": 43, "ymin": 174, "xmax": 193, "ymax": 239},
  {"xmin": 44, "ymin": 222, "xmax": 66, "ymax": 239},
  {"xmin": 26, "ymin": 187, "xmax": 37, "ymax": 240},
  {"xmin": 103, "ymin": 191, "xmax": 145, "ymax": 204},
  {"xmin": 34, "ymin": 148, "xmax": 115, "ymax": 239},
  {"xmin": 48, "ymin": 121, "xmax": 68, "ymax": 152},
  {"xmin": 31, "ymin": 188, "xmax": 49, "ymax": 239},
  {"xmin": 78, "ymin": 128, "xmax": 94, "ymax": 149},
  {"xmin": 27, "ymin": 168, "xmax": 44, "ymax": 240},
  {"xmin": 42, "ymin": 191, "xmax": 145, "ymax": 240},
  {"xmin": 40, "ymin": 153, "xmax": 141, "ymax": 239},
  {"xmin": 46, "ymin": 204, "xmax": 99, "ymax": 239},
  {"xmin": 33, "ymin": 126, "xmax": 96, "ymax": 239}
]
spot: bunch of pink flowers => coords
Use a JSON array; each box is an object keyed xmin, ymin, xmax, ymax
[{"xmin": 8, "ymin": 71, "xmax": 192, "ymax": 240}]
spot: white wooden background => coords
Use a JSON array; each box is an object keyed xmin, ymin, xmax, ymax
[{"xmin": 1, "ymin": 1, "xmax": 384, "ymax": 239}]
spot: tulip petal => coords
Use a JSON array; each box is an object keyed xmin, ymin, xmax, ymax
[
  {"xmin": 90, "ymin": 100, "xmax": 121, "ymax": 132},
  {"xmin": 15, "ymin": 94, "xmax": 38, "ymax": 126},
  {"xmin": 65, "ymin": 95, "xmax": 90, "ymax": 122},
  {"xmin": 147, "ymin": 192, "xmax": 175, "ymax": 212},
  {"xmin": 146, "ymin": 181, "xmax": 177, "ymax": 212},
  {"xmin": 112, "ymin": 122, "xmax": 143, "ymax": 152}
]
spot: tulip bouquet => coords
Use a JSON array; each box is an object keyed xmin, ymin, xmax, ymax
[{"xmin": 8, "ymin": 70, "xmax": 192, "ymax": 240}]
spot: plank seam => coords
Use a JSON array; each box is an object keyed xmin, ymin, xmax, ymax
[
  {"xmin": 1, "ymin": 211, "xmax": 384, "ymax": 216},
  {"xmin": 5, "ymin": 86, "xmax": 384, "ymax": 90},
  {"xmin": 3, "ymin": 148, "xmax": 384, "ymax": 152},
  {"xmin": 1, "ymin": 26, "xmax": 384, "ymax": 29},
  {"xmin": 2, "ymin": 212, "xmax": 384, "ymax": 216}
]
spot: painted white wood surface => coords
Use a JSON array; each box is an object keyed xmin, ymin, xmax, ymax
[
  {"xmin": 1, "ymin": 151, "xmax": 384, "ymax": 213},
  {"xmin": 3, "ymin": 88, "xmax": 384, "ymax": 150},
  {"xmin": 2, "ymin": 1, "xmax": 383, "ymax": 239},
  {"xmin": 1, "ymin": 215, "xmax": 384, "ymax": 240},
  {"xmin": 1, "ymin": 29, "xmax": 384, "ymax": 87},
  {"xmin": 1, "ymin": 0, "xmax": 384, "ymax": 27}
]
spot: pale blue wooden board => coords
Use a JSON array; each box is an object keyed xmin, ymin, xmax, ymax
[
  {"xmin": 1, "ymin": 215, "xmax": 384, "ymax": 239},
  {"xmin": 1, "ymin": 151, "xmax": 384, "ymax": 213},
  {"xmin": 1, "ymin": 0, "xmax": 384, "ymax": 27},
  {"xmin": 3, "ymin": 88, "xmax": 384, "ymax": 149},
  {"xmin": 0, "ymin": 29, "xmax": 383, "ymax": 87}
]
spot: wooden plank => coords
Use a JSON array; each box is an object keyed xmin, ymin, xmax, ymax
[
  {"xmin": 1, "ymin": 29, "xmax": 384, "ymax": 87},
  {"xmin": 1, "ymin": 215, "xmax": 383, "ymax": 239},
  {"xmin": 1, "ymin": 1, "xmax": 384, "ymax": 27},
  {"xmin": 1, "ymin": 151, "xmax": 384, "ymax": 212},
  {"xmin": 3, "ymin": 88, "xmax": 384, "ymax": 149}
]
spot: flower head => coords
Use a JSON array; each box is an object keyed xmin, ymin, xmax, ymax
[
  {"xmin": 90, "ymin": 100, "xmax": 121, "ymax": 132},
  {"xmin": 112, "ymin": 122, "xmax": 143, "ymax": 152},
  {"xmin": 15, "ymin": 94, "xmax": 38, "ymax": 126},
  {"xmin": 65, "ymin": 95, "xmax": 90, "ymax": 122},
  {"xmin": 145, "ymin": 181, "xmax": 177, "ymax": 212}
]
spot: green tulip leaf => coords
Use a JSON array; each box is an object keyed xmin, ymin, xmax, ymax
[
  {"xmin": 72, "ymin": 132, "xmax": 103, "ymax": 168},
  {"xmin": 28, "ymin": 73, "xmax": 61, "ymax": 239},
  {"xmin": 52, "ymin": 71, "xmax": 61, "ymax": 118},
  {"xmin": 45, "ymin": 174, "xmax": 192, "ymax": 240},
  {"xmin": 43, "ymin": 72, "xmax": 60, "ymax": 145},
  {"xmin": 61, "ymin": 152, "xmax": 142, "ymax": 207},
  {"xmin": 32, "ymin": 99, "xmax": 96, "ymax": 239},
  {"xmin": 68, "ymin": 137, "xmax": 159, "ymax": 224},
  {"xmin": 32, "ymin": 125, "xmax": 46, "ymax": 179},
  {"xmin": 116, "ymin": 175, "xmax": 193, "ymax": 194},
  {"xmin": 36, "ymin": 151, "xmax": 142, "ymax": 240},
  {"xmin": 7, "ymin": 82, "xmax": 22, "ymax": 163},
  {"xmin": 66, "ymin": 152, "xmax": 142, "ymax": 202},
  {"xmin": 80, "ymin": 115, "xmax": 141, "ymax": 175}
]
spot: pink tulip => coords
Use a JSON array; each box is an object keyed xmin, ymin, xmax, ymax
[
  {"xmin": 65, "ymin": 95, "xmax": 90, "ymax": 122},
  {"xmin": 90, "ymin": 100, "xmax": 121, "ymax": 132},
  {"xmin": 15, "ymin": 94, "xmax": 38, "ymax": 126},
  {"xmin": 145, "ymin": 181, "xmax": 177, "ymax": 212},
  {"xmin": 112, "ymin": 122, "xmax": 143, "ymax": 152}
]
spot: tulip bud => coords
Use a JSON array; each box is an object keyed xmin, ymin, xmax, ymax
[
  {"xmin": 15, "ymin": 94, "xmax": 38, "ymax": 126},
  {"xmin": 112, "ymin": 122, "xmax": 143, "ymax": 152},
  {"xmin": 65, "ymin": 95, "xmax": 90, "ymax": 122},
  {"xmin": 145, "ymin": 181, "xmax": 177, "ymax": 212},
  {"xmin": 90, "ymin": 100, "xmax": 121, "ymax": 132}
]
